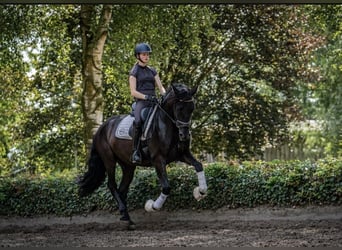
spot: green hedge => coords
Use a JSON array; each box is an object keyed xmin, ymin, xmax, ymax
[{"xmin": 0, "ymin": 158, "xmax": 341, "ymax": 216}]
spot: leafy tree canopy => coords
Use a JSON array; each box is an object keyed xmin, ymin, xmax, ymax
[{"xmin": 0, "ymin": 4, "xmax": 339, "ymax": 175}]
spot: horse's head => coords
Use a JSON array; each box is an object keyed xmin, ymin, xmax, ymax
[{"xmin": 162, "ymin": 83, "xmax": 198, "ymax": 141}]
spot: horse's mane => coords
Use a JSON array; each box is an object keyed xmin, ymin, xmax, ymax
[
  {"xmin": 162, "ymin": 83, "xmax": 192, "ymax": 105},
  {"xmin": 162, "ymin": 85, "xmax": 176, "ymax": 102}
]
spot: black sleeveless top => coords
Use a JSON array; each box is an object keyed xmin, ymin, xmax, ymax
[{"xmin": 129, "ymin": 63, "xmax": 157, "ymax": 96}]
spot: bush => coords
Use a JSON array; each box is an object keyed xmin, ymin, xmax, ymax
[{"xmin": 0, "ymin": 158, "xmax": 341, "ymax": 216}]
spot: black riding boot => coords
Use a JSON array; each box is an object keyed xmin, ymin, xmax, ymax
[{"xmin": 131, "ymin": 126, "xmax": 142, "ymax": 164}]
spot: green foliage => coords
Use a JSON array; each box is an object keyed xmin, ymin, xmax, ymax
[
  {"xmin": 0, "ymin": 169, "xmax": 114, "ymax": 216},
  {"xmin": 189, "ymin": 5, "xmax": 321, "ymax": 158},
  {"xmin": 298, "ymin": 5, "xmax": 342, "ymax": 157},
  {"xmin": 1, "ymin": 5, "xmax": 85, "ymax": 173},
  {"xmin": 1, "ymin": 4, "xmax": 341, "ymax": 175},
  {"xmin": 1, "ymin": 158, "xmax": 340, "ymax": 216}
]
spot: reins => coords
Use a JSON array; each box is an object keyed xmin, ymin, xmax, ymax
[{"xmin": 156, "ymin": 102, "xmax": 176, "ymax": 124}]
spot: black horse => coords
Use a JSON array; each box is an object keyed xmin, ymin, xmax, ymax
[{"xmin": 78, "ymin": 83, "xmax": 208, "ymax": 229}]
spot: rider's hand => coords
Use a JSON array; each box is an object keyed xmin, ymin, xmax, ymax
[
  {"xmin": 145, "ymin": 95, "xmax": 158, "ymax": 104},
  {"xmin": 161, "ymin": 94, "xmax": 165, "ymax": 103}
]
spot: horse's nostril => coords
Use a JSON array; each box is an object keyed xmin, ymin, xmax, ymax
[{"xmin": 179, "ymin": 132, "xmax": 190, "ymax": 141}]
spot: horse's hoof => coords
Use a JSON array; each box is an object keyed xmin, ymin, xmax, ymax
[
  {"xmin": 127, "ymin": 221, "xmax": 136, "ymax": 231},
  {"xmin": 119, "ymin": 218, "xmax": 136, "ymax": 230},
  {"xmin": 193, "ymin": 186, "xmax": 207, "ymax": 201},
  {"xmin": 120, "ymin": 216, "xmax": 129, "ymax": 221},
  {"xmin": 144, "ymin": 199, "xmax": 156, "ymax": 212}
]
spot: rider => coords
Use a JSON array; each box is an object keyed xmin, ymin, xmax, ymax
[{"xmin": 129, "ymin": 42, "xmax": 166, "ymax": 164}]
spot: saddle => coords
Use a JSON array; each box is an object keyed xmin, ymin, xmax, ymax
[{"xmin": 115, "ymin": 103, "xmax": 157, "ymax": 141}]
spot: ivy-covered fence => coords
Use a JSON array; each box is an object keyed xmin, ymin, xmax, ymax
[{"xmin": 0, "ymin": 158, "xmax": 341, "ymax": 216}]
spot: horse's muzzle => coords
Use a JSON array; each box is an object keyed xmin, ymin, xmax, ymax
[
  {"xmin": 176, "ymin": 120, "xmax": 191, "ymax": 141},
  {"xmin": 178, "ymin": 127, "xmax": 191, "ymax": 141}
]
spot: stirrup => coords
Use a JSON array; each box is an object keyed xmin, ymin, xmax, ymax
[{"xmin": 131, "ymin": 150, "xmax": 142, "ymax": 164}]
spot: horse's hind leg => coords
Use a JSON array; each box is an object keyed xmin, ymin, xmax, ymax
[
  {"xmin": 106, "ymin": 163, "xmax": 136, "ymax": 230},
  {"xmin": 106, "ymin": 167, "xmax": 128, "ymax": 217},
  {"xmin": 106, "ymin": 166, "xmax": 123, "ymax": 210},
  {"xmin": 117, "ymin": 164, "xmax": 136, "ymax": 225}
]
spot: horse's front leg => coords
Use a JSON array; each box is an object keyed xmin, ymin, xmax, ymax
[
  {"xmin": 144, "ymin": 160, "xmax": 170, "ymax": 212},
  {"xmin": 181, "ymin": 151, "xmax": 208, "ymax": 201}
]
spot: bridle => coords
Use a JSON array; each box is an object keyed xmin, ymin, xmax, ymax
[{"xmin": 157, "ymin": 94, "xmax": 194, "ymax": 131}]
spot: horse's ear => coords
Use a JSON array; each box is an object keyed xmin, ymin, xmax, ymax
[
  {"xmin": 171, "ymin": 83, "xmax": 180, "ymax": 95},
  {"xmin": 190, "ymin": 85, "xmax": 198, "ymax": 96}
]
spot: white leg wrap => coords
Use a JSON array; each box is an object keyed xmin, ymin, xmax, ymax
[
  {"xmin": 197, "ymin": 171, "xmax": 208, "ymax": 193},
  {"xmin": 152, "ymin": 193, "xmax": 168, "ymax": 210}
]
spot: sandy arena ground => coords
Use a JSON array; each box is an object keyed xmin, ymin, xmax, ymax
[{"xmin": 1, "ymin": 206, "xmax": 341, "ymax": 247}]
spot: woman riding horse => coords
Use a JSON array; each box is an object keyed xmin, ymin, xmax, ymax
[{"xmin": 78, "ymin": 83, "xmax": 208, "ymax": 230}]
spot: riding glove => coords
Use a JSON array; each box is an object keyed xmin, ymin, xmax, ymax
[{"xmin": 145, "ymin": 95, "xmax": 158, "ymax": 104}]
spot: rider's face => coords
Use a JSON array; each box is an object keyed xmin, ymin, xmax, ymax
[{"xmin": 138, "ymin": 53, "xmax": 150, "ymax": 63}]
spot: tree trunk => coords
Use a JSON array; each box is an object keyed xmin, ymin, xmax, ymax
[{"xmin": 80, "ymin": 4, "xmax": 113, "ymax": 157}]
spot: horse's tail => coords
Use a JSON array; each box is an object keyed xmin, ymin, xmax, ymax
[{"xmin": 78, "ymin": 145, "xmax": 106, "ymax": 197}]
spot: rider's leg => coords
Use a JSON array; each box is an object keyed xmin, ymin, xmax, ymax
[
  {"xmin": 132, "ymin": 123, "xmax": 142, "ymax": 164},
  {"xmin": 131, "ymin": 100, "xmax": 145, "ymax": 164}
]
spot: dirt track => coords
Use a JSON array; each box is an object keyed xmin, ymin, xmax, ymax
[{"xmin": 1, "ymin": 206, "xmax": 342, "ymax": 247}]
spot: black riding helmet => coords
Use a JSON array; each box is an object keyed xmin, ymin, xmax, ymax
[{"xmin": 134, "ymin": 43, "xmax": 152, "ymax": 58}]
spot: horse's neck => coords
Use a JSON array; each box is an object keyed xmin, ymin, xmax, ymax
[
  {"xmin": 162, "ymin": 103, "xmax": 177, "ymax": 123},
  {"xmin": 154, "ymin": 107, "xmax": 177, "ymax": 142}
]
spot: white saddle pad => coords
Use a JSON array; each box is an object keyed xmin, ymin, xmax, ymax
[
  {"xmin": 115, "ymin": 105, "xmax": 158, "ymax": 141},
  {"xmin": 115, "ymin": 115, "xmax": 134, "ymax": 140}
]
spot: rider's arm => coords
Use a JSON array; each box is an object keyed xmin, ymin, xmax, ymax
[
  {"xmin": 154, "ymin": 74, "xmax": 166, "ymax": 96},
  {"xmin": 129, "ymin": 75, "xmax": 147, "ymax": 100}
]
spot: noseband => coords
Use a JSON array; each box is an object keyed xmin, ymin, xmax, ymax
[{"xmin": 176, "ymin": 119, "xmax": 191, "ymax": 129}]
